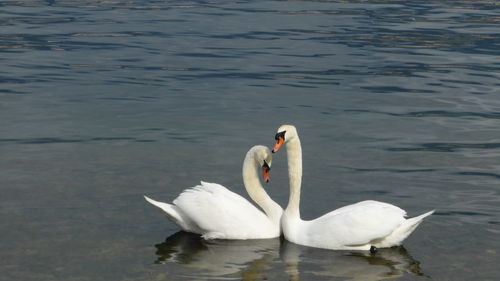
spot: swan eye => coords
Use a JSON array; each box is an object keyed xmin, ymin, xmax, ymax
[
  {"xmin": 262, "ymin": 160, "xmax": 271, "ymax": 183},
  {"xmin": 272, "ymin": 131, "xmax": 286, "ymax": 153},
  {"xmin": 275, "ymin": 131, "xmax": 286, "ymax": 141},
  {"xmin": 263, "ymin": 160, "xmax": 271, "ymax": 170}
]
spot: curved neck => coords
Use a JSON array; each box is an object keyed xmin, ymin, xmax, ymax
[
  {"xmin": 242, "ymin": 153, "xmax": 282, "ymax": 223},
  {"xmin": 285, "ymin": 136, "xmax": 302, "ymax": 218}
]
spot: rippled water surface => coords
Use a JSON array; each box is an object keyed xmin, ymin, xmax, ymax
[{"xmin": 1, "ymin": 1, "xmax": 499, "ymax": 280}]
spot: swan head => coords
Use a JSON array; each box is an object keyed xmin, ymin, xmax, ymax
[
  {"xmin": 272, "ymin": 124, "xmax": 297, "ymax": 153},
  {"xmin": 250, "ymin": 145, "xmax": 273, "ymax": 183}
]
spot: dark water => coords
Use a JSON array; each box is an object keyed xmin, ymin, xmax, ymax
[{"xmin": 1, "ymin": 0, "xmax": 499, "ymax": 280}]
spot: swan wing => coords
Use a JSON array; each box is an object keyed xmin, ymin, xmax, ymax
[
  {"xmin": 173, "ymin": 181, "xmax": 276, "ymax": 239},
  {"xmin": 308, "ymin": 200, "xmax": 406, "ymax": 247}
]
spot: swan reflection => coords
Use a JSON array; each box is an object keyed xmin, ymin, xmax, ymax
[
  {"xmin": 280, "ymin": 240, "xmax": 424, "ymax": 281},
  {"xmin": 154, "ymin": 231, "xmax": 280, "ymax": 279},
  {"xmin": 153, "ymin": 231, "xmax": 425, "ymax": 280}
]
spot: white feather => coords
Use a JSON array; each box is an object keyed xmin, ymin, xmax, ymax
[
  {"xmin": 145, "ymin": 146, "xmax": 282, "ymax": 240},
  {"xmin": 275, "ymin": 124, "xmax": 434, "ymax": 250}
]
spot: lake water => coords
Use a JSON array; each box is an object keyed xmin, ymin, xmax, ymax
[{"xmin": 1, "ymin": 0, "xmax": 499, "ymax": 280}]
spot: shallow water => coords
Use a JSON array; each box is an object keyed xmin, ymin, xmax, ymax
[{"xmin": 1, "ymin": 0, "xmax": 499, "ymax": 280}]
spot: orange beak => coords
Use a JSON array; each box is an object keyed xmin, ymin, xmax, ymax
[
  {"xmin": 262, "ymin": 161, "xmax": 271, "ymax": 183},
  {"xmin": 272, "ymin": 136, "xmax": 284, "ymax": 153}
]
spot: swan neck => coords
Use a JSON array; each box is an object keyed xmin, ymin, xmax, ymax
[
  {"xmin": 285, "ymin": 137, "xmax": 302, "ymax": 217},
  {"xmin": 242, "ymin": 152, "xmax": 282, "ymax": 222}
]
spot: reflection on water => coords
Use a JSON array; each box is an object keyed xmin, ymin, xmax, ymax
[
  {"xmin": 281, "ymin": 241, "xmax": 424, "ymax": 281},
  {"xmin": 154, "ymin": 231, "xmax": 280, "ymax": 279},
  {"xmin": 154, "ymin": 232, "xmax": 424, "ymax": 280}
]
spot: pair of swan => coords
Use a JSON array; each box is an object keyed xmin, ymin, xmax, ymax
[{"xmin": 145, "ymin": 125, "xmax": 433, "ymax": 250}]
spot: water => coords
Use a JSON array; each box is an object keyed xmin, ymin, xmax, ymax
[{"xmin": 1, "ymin": 0, "xmax": 499, "ymax": 280}]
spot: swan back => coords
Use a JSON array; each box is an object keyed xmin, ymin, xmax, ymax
[{"xmin": 174, "ymin": 181, "xmax": 279, "ymax": 239}]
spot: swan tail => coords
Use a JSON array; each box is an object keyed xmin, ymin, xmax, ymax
[
  {"xmin": 144, "ymin": 195, "xmax": 198, "ymax": 232},
  {"xmin": 402, "ymin": 210, "xmax": 434, "ymax": 235},
  {"xmin": 376, "ymin": 210, "xmax": 434, "ymax": 248}
]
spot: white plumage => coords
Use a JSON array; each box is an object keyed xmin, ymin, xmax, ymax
[
  {"xmin": 145, "ymin": 145, "xmax": 283, "ymax": 240},
  {"xmin": 273, "ymin": 124, "xmax": 434, "ymax": 250}
]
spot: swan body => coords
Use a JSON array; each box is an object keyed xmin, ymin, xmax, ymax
[
  {"xmin": 145, "ymin": 145, "xmax": 283, "ymax": 240},
  {"xmin": 273, "ymin": 125, "xmax": 434, "ymax": 250}
]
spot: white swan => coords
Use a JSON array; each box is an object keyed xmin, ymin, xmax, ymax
[
  {"xmin": 144, "ymin": 145, "xmax": 283, "ymax": 240},
  {"xmin": 272, "ymin": 124, "xmax": 434, "ymax": 251}
]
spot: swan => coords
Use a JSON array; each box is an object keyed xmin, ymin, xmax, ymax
[
  {"xmin": 272, "ymin": 124, "xmax": 434, "ymax": 251},
  {"xmin": 144, "ymin": 145, "xmax": 283, "ymax": 240}
]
